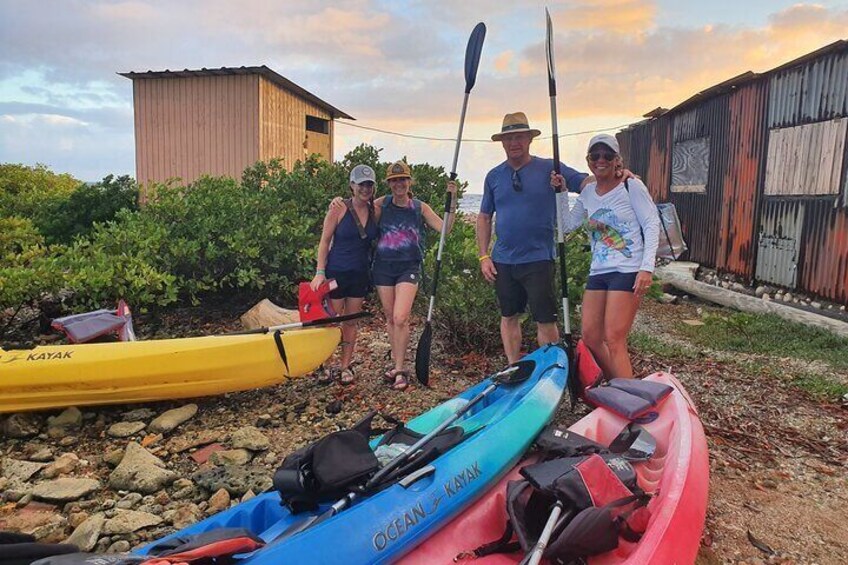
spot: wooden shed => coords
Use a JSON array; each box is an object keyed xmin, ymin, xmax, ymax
[{"xmin": 120, "ymin": 66, "xmax": 353, "ymax": 192}]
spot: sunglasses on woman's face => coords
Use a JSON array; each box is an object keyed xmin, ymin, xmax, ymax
[
  {"xmin": 588, "ymin": 151, "xmax": 617, "ymax": 163},
  {"xmin": 512, "ymin": 169, "xmax": 523, "ymax": 192},
  {"xmin": 357, "ymin": 181, "xmax": 375, "ymax": 188}
]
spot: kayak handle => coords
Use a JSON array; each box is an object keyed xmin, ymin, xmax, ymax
[{"xmin": 399, "ymin": 465, "xmax": 436, "ymax": 488}]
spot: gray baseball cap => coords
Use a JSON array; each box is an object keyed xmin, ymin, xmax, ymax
[
  {"xmin": 587, "ymin": 133, "xmax": 620, "ymax": 154},
  {"xmin": 350, "ymin": 164, "xmax": 376, "ymax": 184}
]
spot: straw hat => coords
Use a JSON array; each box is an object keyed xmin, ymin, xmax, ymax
[
  {"xmin": 385, "ymin": 160, "xmax": 412, "ymax": 181},
  {"xmin": 491, "ymin": 112, "xmax": 542, "ymax": 141}
]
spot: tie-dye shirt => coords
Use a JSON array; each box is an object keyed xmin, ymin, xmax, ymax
[
  {"xmin": 563, "ymin": 179, "xmax": 660, "ymax": 275},
  {"xmin": 375, "ymin": 195, "xmax": 425, "ymax": 262}
]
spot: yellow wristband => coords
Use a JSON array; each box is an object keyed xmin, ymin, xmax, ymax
[{"xmin": 478, "ymin": 254, "xmax": 491, "ymax": 262}]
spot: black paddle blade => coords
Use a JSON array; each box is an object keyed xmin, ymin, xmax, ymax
[
  {"xmin": 545, "ymin": 8, "xmax": 556, "ymax": 96},
  {"xmin": 414, "ymin": 322, "xmax": 433, "ymax": 386},
  {"xmin": 464, "ymin": 22, "xmax": 486, "ymax": 93}
]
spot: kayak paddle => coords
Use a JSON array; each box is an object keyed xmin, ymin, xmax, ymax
[
  {"xmin": 415, "ymin": 22, "xmax": 486, "ymax": 386},
  {"xmin": 229, "ymin": 311, "xmax": 372, "ymax": 335}
]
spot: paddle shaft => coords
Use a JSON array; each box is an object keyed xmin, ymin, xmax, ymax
[
  {"xmin": 230, "ymin": 311, "xmax": 371, "ymax": 335},
  {"xmin": 526, "ymin": 501, "xmax": 564, "ymax": 565},
  {"xmin": 425, "ymin": 91, "xmax": 468, "ymax": 322},
  {"xmin": 546, "ymin": 9, "xmax": 574, "ymax": 362}
]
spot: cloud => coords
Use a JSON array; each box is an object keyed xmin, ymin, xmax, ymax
[{"xmin": 553, "ymin": 0, "xmax": 658, "ymax": 34}]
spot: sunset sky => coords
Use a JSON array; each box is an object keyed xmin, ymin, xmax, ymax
[{"xmin": 2, "ymin": 0, "xmax": 847, "ymax": 193}]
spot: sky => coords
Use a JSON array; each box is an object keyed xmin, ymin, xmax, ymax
[{"xmin": 1, "ymin": 0, "xmax": 847, "ymax": 194}]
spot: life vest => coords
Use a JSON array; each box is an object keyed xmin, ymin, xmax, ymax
[{"xmin": 461, "ymin": 426, "xmax": 654, "ymax": 563}]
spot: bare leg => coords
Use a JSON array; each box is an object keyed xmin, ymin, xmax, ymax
[
  {"xmin": 603, "ymin": 291, "xmax": 641, "ymax": 378},
  {"xmin": 500, "ymin": 315, "xmax": 523, "ymax": 365},
  {"xmin": 580, "ymin": 290, "xmax": 615, "ymax": 378},
  {"xmin": 338, "ymin": 297, "xmax": 364, "ymax": 370},
  {"xmin": 376, "ymin": 286, "xmax": 396, "ymax": 356},
  {"xmin": 536, "ymin": 322, "xmax": 559, "ymax": 347},
  {"xmin": 390, "ymin": 282, "xmax": 419, "ymax": 371}
]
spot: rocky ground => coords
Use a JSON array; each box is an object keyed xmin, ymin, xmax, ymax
[{"xmin": 1, "ymin": 298, "xmax": 846, "ymax": 563}]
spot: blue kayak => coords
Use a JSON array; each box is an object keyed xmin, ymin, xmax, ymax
[{"xmin": 137, "ymin": 344, "xmax": 568, "ymax": 564}]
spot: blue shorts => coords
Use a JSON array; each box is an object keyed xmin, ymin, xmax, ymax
[
  {"xmin": 372, "ymin": 260, "xmax": 422, "ymax": 287},
  {"xmin": 586, "ymin": 271, "xmax": 638, "ymax": 292}
]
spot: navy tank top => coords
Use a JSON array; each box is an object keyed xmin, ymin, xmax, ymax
[
  {"xmin": 375, "ymin": 196, "xmax": 425, "ymax": 262},
  {"xmin": 326, "ymin": 203, "xmax": 378, "ymax": 272}
]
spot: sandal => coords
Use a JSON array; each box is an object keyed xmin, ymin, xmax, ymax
[
  {"xmin": 318, "ymin": 366, "xmax": 339, "ymax": 386},
  {"xmin": 384, "ymin": 367, "xmax": 401, "ymax": 384},
  {"xmin": 339, "ymin": 367, "xmax": 355, "ymax": 385},
  {"xmin": 391, "ymin": 371, "xmax": 410, "ymax": 391}
]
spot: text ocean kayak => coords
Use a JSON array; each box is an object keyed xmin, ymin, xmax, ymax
[
  {"xmin": 0, "ymin": 327, "xmax": 340, "ymax": 413},
  {"xmin": 137, "ymin": 344, "xmax": 569, "ymax": 564},
  {"xmin": 403, "ymin": 372, "xmax": 709, "ymax": 564}
]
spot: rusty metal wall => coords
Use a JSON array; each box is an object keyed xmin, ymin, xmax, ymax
[
  {"xmin": 666, "ymin": 97, "xmax": 731, "ymax": 268},
  {"xmin": 717, "ymin": 81, "xmax": 769, "ymax": 278},
  {"xmin": 799, "ymin": 201, "xmax": 848, "ymax": 303},
  {"xmin": 768, "ymin": 50, "xmax": 848, "ymax": 128},
  {"xmin": 762, "ymin": 46, "xmax": 848, "ymax": 303}
]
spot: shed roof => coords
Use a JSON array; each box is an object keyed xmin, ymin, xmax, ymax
[
  {"xmin": 119, "ymin": 65, "xmax": 354, "ymax": 120},
  {"xmin": 638, "ymin": 39, "xmax": 848, "ymax": 119}
]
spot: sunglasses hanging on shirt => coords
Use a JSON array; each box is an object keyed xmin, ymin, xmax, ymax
[{"xmin": 512, "ymin": 169, "xmax": 523, "ymax": 192}]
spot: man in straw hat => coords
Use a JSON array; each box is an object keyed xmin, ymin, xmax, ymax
[{"xmin": 477, "ymin": 112, "xmax": 623, "ymax": 363}]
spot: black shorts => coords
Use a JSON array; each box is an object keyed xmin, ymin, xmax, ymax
[
  {"xmin": 586, "ymin": 271, "xmax": 638, "ymax": 293},
  {"xmin": 494, "ymin": 260, "xmax": 557, "ymax": 323},
  {"xmin": 372, "ymin": 260, "xmax": 422, "ymax": 287},
  {"xmin": 326, "ymin": 268, "xmax": 371, "ymax": 299}
]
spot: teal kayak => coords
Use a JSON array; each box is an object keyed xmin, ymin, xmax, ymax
[{"xmin": 137, "ymin": 344, "xmax": 568, "ymax": 564}]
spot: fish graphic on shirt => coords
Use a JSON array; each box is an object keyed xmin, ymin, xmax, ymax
[{"xmin": 587, "ymin": 209, "xmax": 634, "ymax": 259}]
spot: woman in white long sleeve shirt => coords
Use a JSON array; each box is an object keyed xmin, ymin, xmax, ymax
[{"xmin": 553, "ymin": 134, "xmax": 660, "ymax": 379}]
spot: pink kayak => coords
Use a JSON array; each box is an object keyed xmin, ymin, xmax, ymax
[{"xmin": 401, "ymin": 372, "xmax": 709, "ymax": 564}]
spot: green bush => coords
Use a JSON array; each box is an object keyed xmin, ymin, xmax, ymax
[
  {"xmin": 38, "ymin": 175, "xmax": 139, "ymax": 244},
  {"xmin": 0, "ymin": 217, "xmax": 63, "ymax": 314},
  {"xmin": 0, "ymin": 163, "xmax": 79, "ymax": 221}
]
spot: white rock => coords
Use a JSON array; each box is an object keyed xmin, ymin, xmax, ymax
[
  {"xmin": 762, "ymin": 294, "xmax": 771, "ymax": 302},
  {"xmin": 149, "ymin": 405, "xmax": 198, "ymax": 434},
  {"xmin": 782, "ymin": 293, "xmax": 793, "ymax": 302},
  {"xmin": 64, "ymin": 513, "xmax": 105, "ymax": 552},
  {"xmin": 755, "ymin": 286, "xmax": 766, "ymax": 297}
]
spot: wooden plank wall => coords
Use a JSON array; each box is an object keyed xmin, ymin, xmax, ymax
[
  {"xmin": 259, "ymin": 77, "xmax": 332, "ymax": 168},
  {"xmin": 764, "ymin": 118, "xmax": 847, "ymax": 196},
  {"xmin": 134, "ymin": 75, "xmax": 259, "ymax": 194}
]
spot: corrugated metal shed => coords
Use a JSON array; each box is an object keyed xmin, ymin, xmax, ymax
[{"xmin": 618, "ymin": 40, "xmax": 848, "ymax": 304}]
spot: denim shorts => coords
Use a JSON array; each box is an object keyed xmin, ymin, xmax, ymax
[{"xmin": 586, "ymin": 271, "xmax": 638, "ymax": 292}]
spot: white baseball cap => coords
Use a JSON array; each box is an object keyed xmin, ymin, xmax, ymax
[{"xmin": 587, "ymin": 133, "xmax": 620, "ymax": 154}]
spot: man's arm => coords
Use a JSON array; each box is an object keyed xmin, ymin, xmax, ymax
[{"xmin": 476, "ymin": 212, "xmax": 497, "ymax": 283}]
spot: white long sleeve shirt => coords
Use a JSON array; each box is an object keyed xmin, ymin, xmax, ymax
[{"xmin": 562, "ymin": 178, "xmax": 660, "ymax": 275}]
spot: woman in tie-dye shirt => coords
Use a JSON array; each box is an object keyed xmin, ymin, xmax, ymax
[{"xmin": 373, "ymin": 160, "xmax": 457, "ymax": 391}]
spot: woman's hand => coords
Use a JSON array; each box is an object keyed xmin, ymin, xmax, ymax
[
  {"xmin": 329, "ymin": 197, "xmax": 345, "ymax": 212},
  {"xmin": 633, "ymin": 270, "xmax": 653, "ymax": 296},
  {"xmin": 310, "ymin": 273, "xmax": 326, "ymax": 291},
  {"xmin": 447, "ymin": 180, "xmax": 458, "ymax": 210}
]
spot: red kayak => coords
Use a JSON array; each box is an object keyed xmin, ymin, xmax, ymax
[{"xmin": 401, "ymin": 372, "xmax": 709, "ymax": 564}]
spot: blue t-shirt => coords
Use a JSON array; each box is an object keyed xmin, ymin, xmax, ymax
[{"xmin": 480, "ymin": 156, "xmax": 586, "ymax": 264}]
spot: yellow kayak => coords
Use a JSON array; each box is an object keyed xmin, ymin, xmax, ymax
[{"xmin": 0, "ymin": 327, "xmax": 339, "ymax": 413}]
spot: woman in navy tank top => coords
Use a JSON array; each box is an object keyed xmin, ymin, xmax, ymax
[{"xmin": 311, "ymin": 164, "xmax": 379, "ymax": 384}]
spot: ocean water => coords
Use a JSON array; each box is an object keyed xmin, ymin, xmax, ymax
[{"xmin": 457, "ymin": 192, "xmax": 578, "ymax": 214}]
